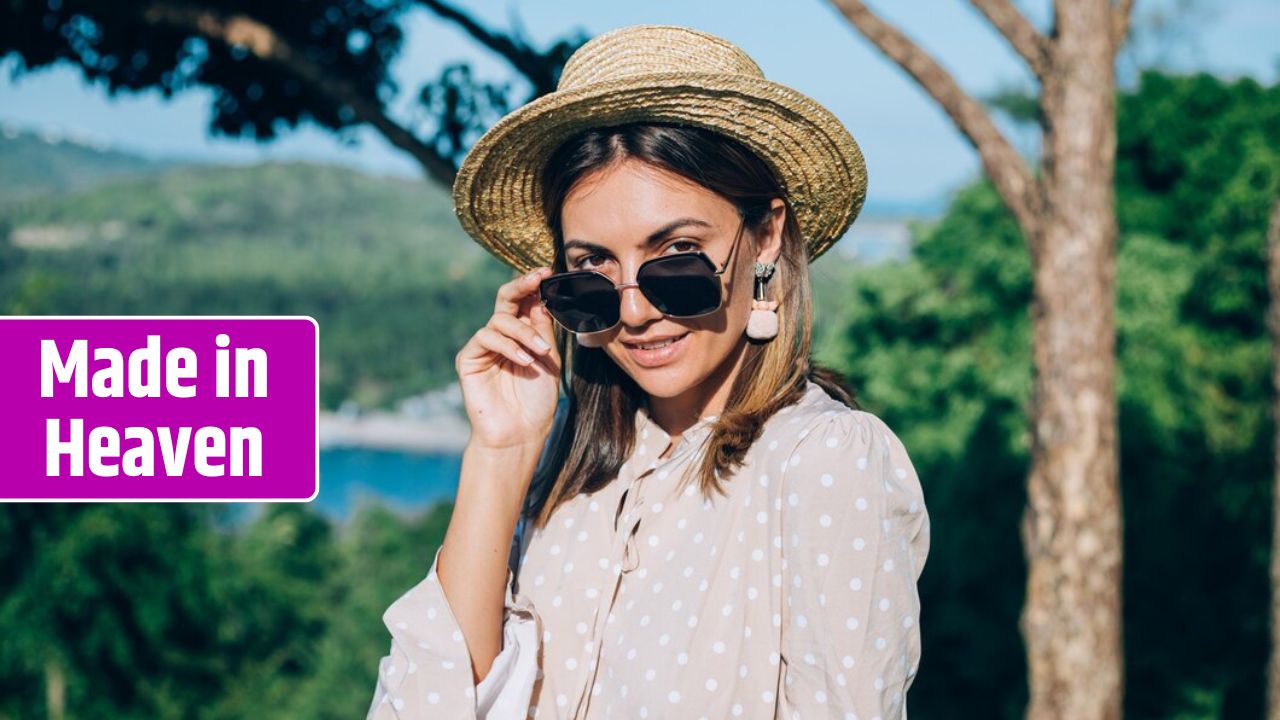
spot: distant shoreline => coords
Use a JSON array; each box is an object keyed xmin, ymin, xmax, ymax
[{"xmin": 319, "ymin": 410, "xmax": 469, "ymax": 454}]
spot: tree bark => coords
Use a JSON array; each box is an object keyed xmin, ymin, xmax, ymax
[
  {"xmin": 1020, "ymin": 2, "xmax": 1123, "ymax": 717},
  {"xmin": 44, "ymin": 657, "xmax": 65, "ymax": 720},
  {"xmin": 969, "ymin": 0, "xmax": 1051, "ymax": 79},
  {"xmin": 1266, "ymin": 197, "xmax": 1280, "ymax": 720},
  {"xmin": 829, "ymin": 1, "xmax": 1129, "ymax": 717}
]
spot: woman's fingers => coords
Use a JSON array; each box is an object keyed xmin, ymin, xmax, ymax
[
  {"xmin": 459, "ymin": 265, "xmax": 561, "ymax": 376},
  {"xmin": 486, "ymin": 310, "xmax": 558, "ymax": 376},
  {"xmin": 472, "ymin": 326, "xmax": 537, "ymax": 368},
  {"xmin": 531, "ymin": 305, "xmax": 562, "ymax": 370},
  {"xmin": 489, "ymin": 312, "xmax": 550, "ymax": 355},
  {"xmin": 495, "ymin": 266, "xmax": 552, "ymax": 316}
]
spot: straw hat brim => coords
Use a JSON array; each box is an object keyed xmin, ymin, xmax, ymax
[{"xmin": 452, "ymin": 71, "xmax": 868, "ymax": 275}]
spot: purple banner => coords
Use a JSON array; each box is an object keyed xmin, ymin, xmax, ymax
[{"xmin": 0, "ymin": 316, "xmax": 318, "ymax": 501}]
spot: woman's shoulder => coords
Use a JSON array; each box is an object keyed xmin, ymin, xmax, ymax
[
  {"xmin": 764, "ymin": 380, "xmax": 926, "ymax": 532},
  {"xmin": 760, "ymin": 379, "xmax": 894, "ymax": 452},
  {"xmin": 752, "ymin": 380, "xmax": 920, "ymax": 497}
]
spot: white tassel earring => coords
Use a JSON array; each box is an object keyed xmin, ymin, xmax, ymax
[{"xmin": 746, "ymin": 261, "xmax": 778, "ymax": 341}]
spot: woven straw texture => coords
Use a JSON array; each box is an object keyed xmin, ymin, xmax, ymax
[{"xmin": 451, "ymin": 24, "xmax": 868, "ymax": 274}]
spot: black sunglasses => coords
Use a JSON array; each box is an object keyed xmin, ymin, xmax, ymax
[{"xmin": 540, "ymin": 218, "xmax": 747, "ymax": 335}]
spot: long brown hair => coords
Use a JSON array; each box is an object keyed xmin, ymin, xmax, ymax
[{"xmin": 522, "ymin": 122, "xmax": 859, "ymax": 530}]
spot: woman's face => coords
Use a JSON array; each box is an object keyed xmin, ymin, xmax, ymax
[{"xmin": 559, "ymin": 158, "xmax": 783, "ymax": 404}]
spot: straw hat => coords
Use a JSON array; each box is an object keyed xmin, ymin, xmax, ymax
[{"xmin": 451, "ymin": 23, "xmax": 868, "ymax": 274}]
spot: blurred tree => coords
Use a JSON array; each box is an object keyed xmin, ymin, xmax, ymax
[
  {"xmin": 0, "ymin": 501, "xmax": 354, "ymax": 720},
  {"xmin": 0, "ymin": 503, "xmax": 232, "ymax": 718},
  {"xmin": 200, "ymin": 503, "xmax": 342, "ymax": 720},
  {"xmin": 827, "ymin": 1, "xmax": 1135, "ymax": 715},
  {"xmin": 0, "ymin": 0, "xmax": 587, "ymax": 189},
  {"xmin": 831, "ymin": 70, "xmax": 1279, "ymax": 719}
]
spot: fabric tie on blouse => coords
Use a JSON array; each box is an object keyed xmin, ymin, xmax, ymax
[{"xmin": 368, "ymin": 380, "xmax": 930, "ymax": 719}]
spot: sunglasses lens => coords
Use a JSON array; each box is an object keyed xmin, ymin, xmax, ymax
[
  {"xmin": 541, "ymin": 273, "xmax": 620, "ymax": 333},
  {"xmin": 639, "ymin": 254, "xmax": 722, "ymax": 316}
]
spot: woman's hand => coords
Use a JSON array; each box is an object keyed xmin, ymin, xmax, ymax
[{"xmin": 455, "ymin": 266, "xmax": 562, "ymax": 451}]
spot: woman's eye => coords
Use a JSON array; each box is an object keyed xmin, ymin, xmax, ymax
[
  {"xmin": 574, "ymin": 253, "xmax": 606, "ymax": 269},
  {"xmin": 668, "ymin": 240, "xmax": 700, "ymax": 254}
]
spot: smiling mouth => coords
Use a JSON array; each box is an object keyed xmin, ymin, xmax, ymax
[
  {"xmin": 627, "ymin": 336, "xmax": 682, "ymax": 350},
  {"xmin": 622, "ymin": 333, "xmax": 691, "ymax": 348},
  {"xmin": 622, "ymin": 332, "xmax": 691, "ymax": 366}
]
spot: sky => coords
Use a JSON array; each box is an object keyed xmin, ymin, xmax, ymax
[{"xmin": 1, "ymin": 0, "xmax": 1277, "ymax": 209}]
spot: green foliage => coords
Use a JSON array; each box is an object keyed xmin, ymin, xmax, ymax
[
  {"xmin": 830, "ymin": 179, "xmax": 1033, "ymax": 717},
  {"xmin": 0, "ymin": 504, "xmax": 233, "ymax": 718},
  {"xmin": 825, "ymin": 70, "xmax": 1278, "ymax": 718},
  {"xmin": 1, "ymin": 0, "xmax": 404, "ymax": 142},
  {"xmin": 0, "ymin": 500, "xmax": 453, "ymax": 719}
]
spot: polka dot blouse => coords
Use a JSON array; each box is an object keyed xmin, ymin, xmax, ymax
[{"xmin": 368, "ymin": 379, "xmax": 930, "ymax": 719}]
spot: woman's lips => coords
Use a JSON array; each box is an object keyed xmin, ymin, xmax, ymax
[{"xmin": 624, "ymin": 332, "xmax": 691, "ymax": 368}]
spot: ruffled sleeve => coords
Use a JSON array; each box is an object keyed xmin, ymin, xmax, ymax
[
  {"xmin": 776, "ymin": 409, "xmax": 930, "ymax": 719},
  {"xmin": 366, "ymin": 545, "xmax": 543, "ymax": 719}
]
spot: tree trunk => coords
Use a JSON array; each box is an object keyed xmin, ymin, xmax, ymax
[
  {"xmin": 1018, "ymin": 2, "xmax": 1124, "ymax": 719},
  {"xmin": 1265, "ymin": 197, "xmax": 1280, "ymax": 720},
  {"xmin": 45, "ymin": 657, "xmax": 65, "ymax": 720}
]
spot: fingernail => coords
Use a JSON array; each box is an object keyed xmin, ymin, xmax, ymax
[
  {"xmin": 532, "ymin": 336, "xmax": 551, "ymax": 352},
  {"xmin": 516, "ymin": 350, "xmax": 534, "ymax": 364}
]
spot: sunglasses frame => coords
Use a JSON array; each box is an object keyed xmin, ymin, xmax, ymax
[{"xmin": 539, "ymin": 216, "xmax": 748, "ymax": 334}]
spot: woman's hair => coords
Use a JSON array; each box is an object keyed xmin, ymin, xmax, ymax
[{"xmin": 522, "ymin": 122, "xmax": 860, "ymax": 531}]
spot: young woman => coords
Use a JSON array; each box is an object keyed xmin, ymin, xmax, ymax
[{"xmin": 369, "ymin": 24, "xmax": 930, "ymax": 720}]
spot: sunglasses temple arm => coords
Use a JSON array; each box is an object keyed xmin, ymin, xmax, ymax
[{"xmin": 715, "ymin": 215, "xmax": 749, "ymax": 276}]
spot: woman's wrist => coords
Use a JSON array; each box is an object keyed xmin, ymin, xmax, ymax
[
  {"xmin": 463, "ymin": 438, "xmax": 546, "ymax": 464},
  {"xmin": 458, "ymin": 441, "xmax": 543, "ymax": 513}
]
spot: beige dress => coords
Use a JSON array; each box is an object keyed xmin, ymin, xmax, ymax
[{"xmin": 368, "ymin": 379, "xmax": 930, "ymax": 719}]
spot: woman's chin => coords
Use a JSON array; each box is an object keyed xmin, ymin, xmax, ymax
[
  {"xmin": 632, "ymin": 371, "xmax": 697, "ymax": 400},
  {"xmin": 610, "ymin": 351, "xmax": 699, "ymax": 399}
]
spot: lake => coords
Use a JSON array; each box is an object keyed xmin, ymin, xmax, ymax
[{"xmin": 312, "ymin": 447, "xmax": 462, "ymax": 520}]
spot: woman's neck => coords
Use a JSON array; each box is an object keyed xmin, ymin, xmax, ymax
[{"xmin": 646, "ymin": 335, "xmax": 747, "ymax": 438}]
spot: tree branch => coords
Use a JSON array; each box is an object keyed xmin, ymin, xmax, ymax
[
  {"xmin": 141, "ymin": 3, "xmax": 458, "ymax": 187},
  {"xmin": 828, "ymin": 0, "xmax": 1043, "ymax": 241},
  {"xmin": 416, "ymin": 0, "xmax": 560, "ymax": 96},
  {"xmin": 1111, "ymin": 0, "xmax": 1135, "ymax": 50},
  {"xmin": 969, "ymin": 0, "xmax": 1050, "ymax": 80}
]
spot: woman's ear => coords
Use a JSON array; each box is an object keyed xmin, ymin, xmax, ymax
[{"xmin": 755, "ymin": 198, "xmax": 786, "ymax": 266}]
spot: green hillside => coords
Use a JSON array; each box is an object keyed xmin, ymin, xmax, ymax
[
  {"xmin": 0, "ymin": 141, "xmax": 513, "ymax": 410},
  {"xmin": 0, "ymin": 125, "xmax": 176, "ymax": 200}
]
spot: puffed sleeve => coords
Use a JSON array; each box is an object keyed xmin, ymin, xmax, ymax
[
  {"xmin": 776, "ymin": 409, "xmax": 930, "ymax": 720},
  {"xmin": 366, "ymin": 544, "xmax": 543, "ymax": 719}
]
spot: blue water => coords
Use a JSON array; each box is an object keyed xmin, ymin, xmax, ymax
[{"xmin": 312, "ymin": 448, "xmax": 462, "ymax": 520}]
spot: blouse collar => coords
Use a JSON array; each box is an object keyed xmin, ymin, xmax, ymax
[
  {"xmin": 633, "ymin": 403, "xmax": 720, "ymax": 461},
  {"xmin": 630, "ymin": 380, "xmax": 826, "ymax": 462}
]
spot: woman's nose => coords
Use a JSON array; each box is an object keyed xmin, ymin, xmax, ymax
[{"xmin": 618, "ymin": 279, "xmax": 663, "ymax": 328}]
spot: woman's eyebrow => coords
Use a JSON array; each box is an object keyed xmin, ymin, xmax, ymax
[{"xmin": 564, "ymin": 217, "xmax": 713, "ymax": 254}]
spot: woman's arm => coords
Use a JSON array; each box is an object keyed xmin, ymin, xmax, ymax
[
  {"xmin": 368, "ymin": 265, "xmax": 558, "ymax": 717},
  {"xmin": 366, "ymin": 539, "xmax": 543, "ymax": 720},
  {"xmin": 438, "ymin": 441, "xmax": 543, "ymax": 683},
  {"xmin": 442, "ymin": 264, "xmax": 558, "ymax": 685}
]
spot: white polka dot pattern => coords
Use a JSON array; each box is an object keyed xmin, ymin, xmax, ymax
[
  {"xmin": 774, "ymin": 407, "xmax": 928, "ymax": 720},
  {"xmin": 365, "ymin": 380, "xmax": 930, "ymax": 719}
]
